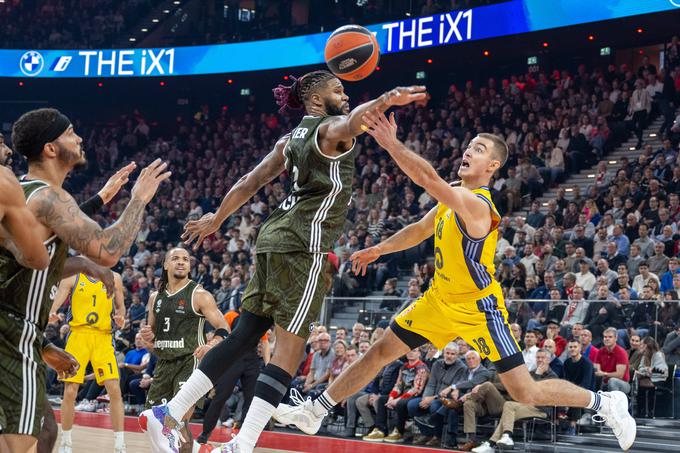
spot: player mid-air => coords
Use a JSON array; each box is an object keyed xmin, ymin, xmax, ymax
[
  {"xmin": 140, "ymin": 71, "xmax": 426, "ymax": 453},
  {"xmin": 273, "ymin": 110, "xmax": 637, "ymax": 451}
]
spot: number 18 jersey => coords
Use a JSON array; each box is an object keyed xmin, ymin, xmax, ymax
[{"xmin": 430, "ymin": 186, "xmax": 501, "ymax": 297}]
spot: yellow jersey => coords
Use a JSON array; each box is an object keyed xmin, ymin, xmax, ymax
[
  {"xmin": 67, "ymin": 273, "xmax": 114, "ymax": 332},
  {"xmin": 429, "ymin": 186, "xmax": 501, "ymax": 297}
]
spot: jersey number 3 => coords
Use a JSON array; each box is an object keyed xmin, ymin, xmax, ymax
[{"xmin": 163, "ymin": 317, "xmax": 171, "ymax": 332}]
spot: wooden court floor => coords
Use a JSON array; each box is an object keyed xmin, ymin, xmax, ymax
[{"xmin": 53, "ymin": 410, "xmax": 456, "ymax": 452}]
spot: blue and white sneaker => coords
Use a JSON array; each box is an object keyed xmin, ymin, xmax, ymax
[{"xmin": 139, "ymin": 405, "xmax": 184, "ymax": 453}]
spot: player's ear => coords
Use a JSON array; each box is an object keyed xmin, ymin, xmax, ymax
[{"xmin": 309, "ymin": 91, "xmax": 323, "ymax": 109}]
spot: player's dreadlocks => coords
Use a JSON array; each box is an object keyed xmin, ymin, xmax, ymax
[{"xmin": 272, "ymin": 70, "xmax": 336, "ymax": 113}]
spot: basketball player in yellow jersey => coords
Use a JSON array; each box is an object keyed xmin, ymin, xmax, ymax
[
  {"xmin": 49, "ymin": 272, "xmax": 127, "ymax": 453},
  {"xmin": 274, "ymin": 111, "xmax": 637, "ymax": 451}
]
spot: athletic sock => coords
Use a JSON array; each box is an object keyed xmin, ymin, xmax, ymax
[
  {"xmin": 166, "ymin": 369, "xmax": 214, "ymax": 422},
  {"xmin": 61, "ymin": 429, "xmax": 72, "ymax": 444},
  {"xmin": 586, "ymin": 390, "xmax": 605, "ymax": 412},
  {"xmin": 313, "ymin": 391, "xmax": 337, "ymax": 415},
  {"xmin": 237, "ymin": 364, "xmax": 292, "ymax": 450},
  {"xmin": 114, "ymin": 431, "xmax": 125, "ymax": 448}
]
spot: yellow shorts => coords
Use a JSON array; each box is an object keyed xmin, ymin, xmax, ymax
[
  {"xmin": 394, "ymin": 282, "xmax": 523, "ymax": 372},
  {"xmin": 63, "ymin": 328, "xmax": 119, "ymax": 385}
]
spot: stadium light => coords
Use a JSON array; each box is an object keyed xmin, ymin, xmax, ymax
[
  {"xmin": 649, "ymin": 133, "xmax": 657, "ymax": 137},
  {"xmin": 97, "ymin": 82, "xmax": 103, "ymax": 87},
  {"xmin": 129, "ymin": 38, "xmax": 136, "ymax": 42},
  {"xmin": 426, "ymin": 58, "xmax": 433, "ymax": 64},
  {"xmin": 173, "ymin": 1, "xmax": 180, "ymax": 4},
  {"xmin": 227, "ymin": 79, "xmax": 233, "ymax": 84},
  {"xmin": 159, "ymin": 81, "xmax": 166, "ymax": 86},
  {"xmin": 587, "ymin": 174, "xmax": 595, "ymax": 178},
  {"xmin": 152, "ymin": 18, "xmax": 159, "ymax": 22},
  {"xmin": 542, "ymin": 42, "xmax": 549, "ymax": 47},
  {"xmin": 375, "ymin": 66, "xmax": 381, "ymax": 71},
  {"xmin": 18, "ymin": 81, "xmax": 24, "ymax": 87},
  {"xmin": 636, "ymin": 28, "xmax": 643, "ymax": 33},
  {"xmin": 141, "ymin": 28, "xmax": 148, "ymax": 32},
  {"xmin": 163, "ymin": 9, "xmax": 170, "ymax": 13},
  {"xmin": 483, "ymin": 50, "xmax": 490, "ymax": 56},
  {"xmin": 629, "ymin": 146, "xmax": 636, "ymax": 150},
  {"xmin": 588, "ymin": 35, "xmax": 595, "ymax": 41},
  {"xmin": 609, "ymin": 160, "xmax": 617, "ymax": 164}
]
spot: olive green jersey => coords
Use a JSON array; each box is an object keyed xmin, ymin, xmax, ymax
[
  {"xmin": 256, "ymin": 115, "xmax": 357, "ymax": 254},
  {"xmin": 152, "ymin": 280, "xmax": 205, "ymax": 361},
  {"xmin": 0, "ymin": 179, "xmax": 69, "ymax": 331}
]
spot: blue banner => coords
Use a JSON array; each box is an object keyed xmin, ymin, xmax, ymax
[{"xmin": 1, "ymin": 0, "xmax": 677, "ymax": 78}]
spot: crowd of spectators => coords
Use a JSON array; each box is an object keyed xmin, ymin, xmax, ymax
[
  {"xmin": 19, "ymin": 41, "xmax": 680, "ymax": 448},
  {"xmin": 0, "ymin": 0, "xmax": 162, "ymax": 49}
]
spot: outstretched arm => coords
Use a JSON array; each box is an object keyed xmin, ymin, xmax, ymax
[
  {"xmin": 29, "ymin": 159, "xmax": 170, "ymax": 267},
  {"xmin": 182, "ymin": 134, "xmax": 289, "ymax": 249},
  {"xmin": 322, "ymin": 86, "xmax": 427, "ymax": 144},
  {"xmin": 350, "ymin": 207, "xmax": 436, "ymax": 276},
  {"xmin": 363, "ymin": 111, "xmax": 491, "ymax": 238},
  {"xmin": 49, "ymin": 275, "xmax": 77, "ymax": 322}
]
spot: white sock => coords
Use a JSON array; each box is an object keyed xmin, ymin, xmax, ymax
[
  {"xmin": 114, "ymin": 431, "xmax": 125, "ymax": 448},
  {"xmin": 166, "ymin": 369, "xmax": 214, "ymax": 422},
  {"xmin": 313, "ymin": 391, "xmax": 337, "ymax": 416},
  {"xmin": 586, "ymin": 390, "xmax": 606, "ymax": 412},
  {"xmin": 235, "ymin": 397, "xmax": 275, "ymax": 450},
  {"xmin": 61, "ymin": 429, "xmax": 72, "ymax": 444}
]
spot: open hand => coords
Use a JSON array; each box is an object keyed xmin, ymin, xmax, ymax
[
  {"xmin": 384, "ymin": 86, "xmax": 428, "ymax": 106},
  {"xmin": 131, "ymin": 159, "xmax": 172, "ymax": 204},
  {"xmin": 182, "ymin": 212, "xmax": 219, "ymax": 251},
  {"xmin": 350, "ymin": 246, "xmax": 381, "ymax": 276},
  {"xmin": 98, "ymin": 162, "xmax": 137, "ymax": 203},
  {"xmin": 362, "ymin": 110, "xmax": 400, "ymax": 151}
]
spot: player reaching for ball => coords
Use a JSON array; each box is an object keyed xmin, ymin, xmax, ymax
[
  {"xmin": 272, "ymin": 110, "xmax": 637, "ymax": 451},
  {"xmin": 140, "ymin": 70, "xmax": 426, "ymax": 453}
]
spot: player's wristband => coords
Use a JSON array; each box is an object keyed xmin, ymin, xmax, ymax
[{"xmin": 213, "ymin": 328, "xmax": 229, "ymax": 339}]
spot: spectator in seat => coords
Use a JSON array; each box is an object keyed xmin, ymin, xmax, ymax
[
  {"xmin": 632, "ymin": 261, "xmax": 660, "ymax": 295},
  {"xmin": 563, "ymin": 339, "xmax": 595, "ymax": 434},
  {"xmin": 128, "ymin": 293, "xmax": 146, "ymax": 331},
  {"xmin": 540, "ymin": 319, "xmax": 567, "ymax": 357},
  {"xmin": 662, "ymin": 325, "xmax": 680, "ymax": 369},
  {"xmin": 522, "ymin": 330, "xmax": 539, "ymax": 372},
  {"xmin": 542, "ymin": 339, "xmax": 564, "ymax": 378},
  {"xmin": 296, "ymin": 332, "xmax": 334, "ymax": 398},
  {"xmin": 580, "ymin": 329, "xmax": 599, "ymax": 362},
  {"xmin": 660, "ymin": 257, "xmax": 680, "ymax": 293},
  {"xmin": 594, "ymin": 327, "xmax": 631, "ymax": 394},
  {"xmin": 459, "ymin": 378, "xmax": 509, "ymax": 451},
  {"xmin": 560, "ymin": 286, "xmax": 590, "ymax": 337},
  {"xmin": 627, "ymin": 334, "xmax": 644, "ymax": 383},
  {"xmin": 576, "ymin": 260, "xmax": 597, "ymax": 294},
  {"xmin": 349, "ymin": 359, "xmax": 402, "ymax": 439},
  {"xmin": 335, "ymin": 327, "xmax": 348, "ymax": 342},
  {"xmin": 410, "ymin": 343, "xmax": 467, "ymax": 447},
  {"xmin": 328, "ymin": 340, "xmax": 349, "ymax": 384},
  {"xmin": 365, "ymin": 348, "xmax": 429, "ymax": 443},
  {"xmin": 472, "ymin": 349, "xmax": 558, "ymax": 453},
  {"xmin": 634, "ymin": 336, "xmax": 669, "ymax": 417},
  {"xmin": 647, "ymin": 241, "xmax": 670, "ymax": 277},
  {"xmin": 351, "ymin": 323, "xmax": 365, "ymax": 348},
  {"xmin": 596, "ymin": 259, "xmax": 619, "ymax": 286},
  {"xmin": 604, "ymin": 242, "xmax": 627, "ymax": 271},
  {"xmin": 633, "ymin": 224, "xmax": 655, "ymax": 259}
]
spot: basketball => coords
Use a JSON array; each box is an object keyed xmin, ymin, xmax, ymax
[{"xmin": 324, "ymin": 25, "xmax": 380, "ymax": 81}]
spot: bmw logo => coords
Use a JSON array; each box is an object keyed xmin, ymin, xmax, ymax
[
  {"xmin": 19, "ymin": 51, "xmax": 44, "ymax": 77},
  {"xmin": 671, "ymin": 0, "xmax": 680, "ymax": 6}
]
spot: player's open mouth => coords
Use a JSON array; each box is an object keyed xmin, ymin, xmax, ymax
[{"xmin": 461, "ymin": 160, "xmax": 470, "ymax": 168}]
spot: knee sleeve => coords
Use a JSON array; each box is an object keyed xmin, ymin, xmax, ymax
[{"xmin": 254, "ymin": 364, "xmax": 293, "ymax": 407}]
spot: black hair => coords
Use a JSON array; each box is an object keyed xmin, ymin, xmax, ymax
[
  {"xmin": 272, "ymin": 70, "xmax": 337, "ymax": 113},
  {"xmin": 159, "ymin": 247, "xmax": 189, "ymax": 293},
  {"xmin": 11, "ymin": 108, "xmax": 61, "ymax": 163}
]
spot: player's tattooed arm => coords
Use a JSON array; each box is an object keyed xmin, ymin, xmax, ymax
[
  {"xmin": 31, "ymin": 159, "xmax": 170, "ymax": 267},
  {"xmin": 31, "ymin": 187, "xmax": 146, "ymax": 267},
  {"xmin": 61, "ymin": 256, "xmax": 115, "ymax": 296}
]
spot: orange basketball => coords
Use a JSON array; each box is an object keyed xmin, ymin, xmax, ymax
[{"xmin": 324, "ymin": 25, "xmax": 380, "ymax": 81}]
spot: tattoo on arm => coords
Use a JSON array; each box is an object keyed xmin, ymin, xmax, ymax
[{"xmin": 33, "ymin": 188, "xmax": 146, "ymax": 265}]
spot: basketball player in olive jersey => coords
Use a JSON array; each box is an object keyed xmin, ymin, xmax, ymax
[
  {"xmin": 141, "ymin": 71, "xmax": 426, "ymax": 453},
  {"xmin": 140, "ymin": 248, "xmax": 229, "ymax": 453},
  {"xmin": 276, "ymin": 111, "xmax": 637, "ymax": 452},
  {"xmin": 49, "ymin": 272, "xmax": 126, "ymax": 453},
  {"xmin": 0, "ymin": 108, "xmax": 168, "ymax": 453}
]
